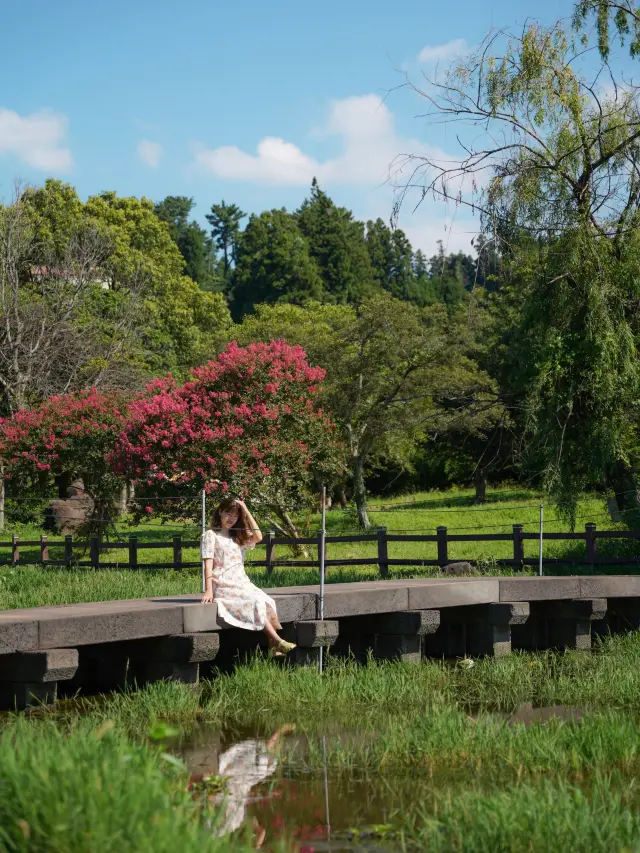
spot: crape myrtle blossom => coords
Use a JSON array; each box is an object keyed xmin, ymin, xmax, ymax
[{"xmin": 109, "ymin": 340, "xmax": 344, "ymax": 523}]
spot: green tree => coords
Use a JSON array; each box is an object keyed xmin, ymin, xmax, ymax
[
  {"xmin": 233, "ymin": 296, "xmax": 496, "ymax": 527},
  {"xmin": 573, "ymin": 0, "xmax": 640, "ymax": 58},
  {"xmin": 296, "ymin": 179, "xmax": 377, "ymax": 303},
  {"xmin": 154, "ymin": 196, "xmax": 220, "ymax": 291},
  {"xmin": 398, "ymin": 21, "xmax": 640, "ymax": 523},
  {"xmin": 365, "ymin": 218, "xmax": 416, "ymax": 300},
  {"xmin": 206, "ymin": 200, "xmax": 246, "ymax": 283},
  {"xmin": 18, "ymin": 181, "xmax": 232, "ymax": 382},
  {"xmin": 230, "ymin": 209, "xmax": 323, "ymax": 320},
  {"xmin": 412, "ymin": 249, "xmax": 437, "ymax": 305}
]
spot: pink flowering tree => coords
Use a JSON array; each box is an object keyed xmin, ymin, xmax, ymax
[
  {"xmin": 0, "ymin": 390, "xmax": 131, "ymax": 528},
  {"xmin": 111, "ymin": 341, "xmax": 344, "ymax": 536}
]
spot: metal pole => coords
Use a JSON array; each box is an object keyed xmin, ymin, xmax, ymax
[
  {"xmin": 201, "ymin": 489, "xmax": 207, "ymax": 593},
  {"xmin": 538, "ymin": 503, "xmax": 544, "ymax": 577},
  {"xmin": 322, "ymin": 734, "xmax": 331, "ymax": 842},
  {"xmin": 319, "ymin": 485, "xmax": 327, "ymax": 673}
]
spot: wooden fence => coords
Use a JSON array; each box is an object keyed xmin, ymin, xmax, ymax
[{"xmin": 1, "ymin": 522, "xmax": 639, "ymax": 574}]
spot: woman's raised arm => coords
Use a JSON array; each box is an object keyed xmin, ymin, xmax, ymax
[{"xmin": 238, "ymin": 500, "xmax": 262, "ymax": 546}]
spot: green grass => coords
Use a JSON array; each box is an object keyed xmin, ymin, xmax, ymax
[
  {"xmin": 0, "ymin": 717, "xmax": 258, "ymax": 853},
  {"xmin": 397, "ymin": 777, "xmax": 640, "ymax": 853},
  {"xmin": 1, "ymin": 485, "xmax": 628, "ymax": 609}
]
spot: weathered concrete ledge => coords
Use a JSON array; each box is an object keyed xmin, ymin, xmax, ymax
[{"xmin": 1, "ymin": 577, "xmax": 639, "ymax": 708}]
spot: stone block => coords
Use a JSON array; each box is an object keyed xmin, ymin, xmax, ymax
[
  {"xmin": 467, "ymin": 623, "xmax": 512, "ymax": 657},
  {"xmin": 374, "ymin": 610, "xmax": 440, "ymax": 636},
  {"xmin": 322, "ymin": 585, "xmax": 409, "ymax": 618},
  {"xmin": 38, "ymin": 606, "xmax": 184, "ymax": 648},
  {"xmin": 486, "ymin": 602, "xmax": 530, "ymax": 625},
  {"xmin": 578, "ymin": 576, "xmax": 640, "ymax": 599},
  {"xmin": 130, "ymin": 661, "xmax": 199, "ymax": 685},
  {"xmin": 0, "ymin": 681, "xmax": 57, "ymax": 711},
  {"xmin": 0, "ymin": 648, "xmax": 78, "ymax": 682},
  {"xmin": 542, "ymin": 599, "xmax": 607, "ymax": 621},
  {"xmin": 294, "ymin": 620, "xmax": 339, "ymax": 648},
  {"xmin": 294, "ymin": 647, "xmax": 322, "ymax": 666},
  {"xmin": 0, "ymin": 620, "xmax": 39, "ymax": 654},
  {"xmin": 499, "ymin": 577, "xmax": 581, "ymax": 601},
  {"xmin": 443, "ymin": 602, "xmax": 530, "ymax": 626},
  {"xmin": 374, "ymin": 633, "xmax": 421, "ymax": 663},
  {"xmin": 408, "ymin": 580, "xmax": 499, "ymax": 610},
  {"xmin": 274, "ymin": 593, "xmax": 317, "ymax": 623},
  {"xmin": 182, "ymin": 602, "xmax": 223, "ymax": 633},
  {"xmin": 125, "ymin": 633, "xmax": 220, "ymax": 664}
]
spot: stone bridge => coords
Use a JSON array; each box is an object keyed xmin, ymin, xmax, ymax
[{"xmin": 1, "ymin": 575, "xmax": 639, "ymax": 708}]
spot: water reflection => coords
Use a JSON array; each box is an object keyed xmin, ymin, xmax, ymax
[
  {"xmin": 183, "ymin": 725, "xmax": 401, "ymax": 851},
  {"xmin": 181, "ymin": 705, "xmax": 585, "ymax": 851},
  {"xmin": 188, "ymin": 726, "xmax": 294, "ymax": 848}
]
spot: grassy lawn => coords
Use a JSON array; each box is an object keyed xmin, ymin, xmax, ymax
[{"xmin": 0, "ymin": 485, "xmax": 631, "ymax": 609}]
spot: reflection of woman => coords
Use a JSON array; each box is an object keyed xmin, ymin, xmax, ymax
[
  {"xmin": 200, "ymin": 497, "xmax": 295, "ymax": 657},
  {"xmin": 196, "ymin": 726, "xmax": 294, "ymax": 848}
]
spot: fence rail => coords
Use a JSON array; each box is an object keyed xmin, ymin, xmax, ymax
[{"xmin": 0, "ymin": 521, "xmax": 638, "ymax": 574}]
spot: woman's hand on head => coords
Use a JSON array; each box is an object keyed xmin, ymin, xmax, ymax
[{"xmin": 200, "ymin": 590, "xmax": 214, "ymax": 604}]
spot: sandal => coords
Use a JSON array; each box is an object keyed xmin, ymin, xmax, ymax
[{"xmin": 268, "ymin": 639, "xmax": 296, "ymax": 658}]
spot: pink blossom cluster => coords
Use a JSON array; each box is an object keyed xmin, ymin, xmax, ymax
[
  {"xmin": 0, "ymin": 390, "xmax": 130, "ymax": 481},
  {"xmin": 110, "ymin": 341, "xmax": 333, "ymax": 503}
]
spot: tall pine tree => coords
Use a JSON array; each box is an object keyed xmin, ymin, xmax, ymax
[{"xmin": 296, "ymin": 179, "xmax": 376, "ymax": 303}]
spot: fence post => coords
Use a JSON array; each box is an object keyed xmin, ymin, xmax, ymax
[
  {"xmin": 90, "ymin": 535, "xmax": 100, "ymax": 569},
  {"xmin": 512, "ymin": 524, "xmax": 525, "ymax": 566},
  {"xmin": 128, "ymin": 535, "xmax": 138, "ymax": 570},
  {"xmin": 172, "ymin": 536, "xmax": 182, "ymax": 570},
  {"xmin": 64, "ymin": 535, "xmax": 73, "ymax": 568},
  {"xmin": 377, "ymin": 526, "xmax": 389, "ymax": 578},
  {"xmin": 40, "ymin": 534, "xmax": 49, "ymax": 564},
  {"xmin": 11, "ymin": 534, "xmax": 19, "ymax": 565},
  {"xmin": 265, "ymin": 530, "xmax": 276, "ymax": 576},
  {"xmin": 585, "ymin": 523, "xmax": 597, "ymax": 566},
  {"xmin": 437, "ymin": 526, "xmax": 448, "ymax": 568}
]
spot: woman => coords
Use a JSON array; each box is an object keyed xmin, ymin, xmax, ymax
[{"xmin": 200, "ymin": 497, "xmax": 296, "ymax": 656}]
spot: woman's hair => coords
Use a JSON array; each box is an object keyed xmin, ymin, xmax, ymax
[{"xmin": 211, "ymin": 497, "xmax": 252, "ymax": 547}]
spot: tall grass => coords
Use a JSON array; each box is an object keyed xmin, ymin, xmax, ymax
[
  {"xmin": 0, "ymin": 717, "xmax": 256, "ymax": 853},
  {"xmin": 400, "ymin": 777, "xmax": 640, "ymax": 853}
]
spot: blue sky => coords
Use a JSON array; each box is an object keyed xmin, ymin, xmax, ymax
[{"xmin": 0, "ymin": 0, "xmax": 593, "ymax": 256}]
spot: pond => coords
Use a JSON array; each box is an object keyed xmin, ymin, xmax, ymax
[{"xmin": 175, "ymin": 704, "xmax": 584, "ymax": 852}]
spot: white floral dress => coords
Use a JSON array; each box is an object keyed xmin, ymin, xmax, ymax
[{"xmin": 200, "ymin": 529, "xmax": 281, "ymax": 631}]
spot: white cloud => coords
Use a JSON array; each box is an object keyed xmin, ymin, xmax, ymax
[
  {"xmin": 400, "ymin": 214, "xmax": 478, "ymax": 257},
  {"xmin": 194, "ymin": 92, "xmax": 482, "ymax": 255},
  {"xmin": 418, "ymin": 38, "xmax": 468, "ymax": 64},
  {"xmin": 195, "ymin": 94, "xmax": 437, "ymax": 188},
  {"xmin": 0, "ymin": 107, "xmax": 72, "ymax": 171},
  {"xmin": 138, "ymin": 139, "xmax": 162, "ymax": 168}
]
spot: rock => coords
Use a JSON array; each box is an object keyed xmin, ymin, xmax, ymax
[
  {"xmin": 443, "ymin": 561, "xmax": 476, "ymax": 576},
  {"xmin": 46, "ymin": 480, "xmax": 94, "ymax": 533}
]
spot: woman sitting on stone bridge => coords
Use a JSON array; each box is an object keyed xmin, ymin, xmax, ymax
[{"xmin": 200, "ymin": 497, "xmax": 296, "ymax": 657}]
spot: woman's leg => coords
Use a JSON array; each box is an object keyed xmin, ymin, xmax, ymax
[{"xmin": 262, "ymin": 617, "xmax": 281, "ymax": 646}]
